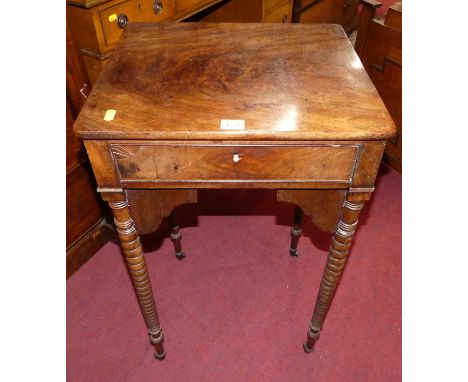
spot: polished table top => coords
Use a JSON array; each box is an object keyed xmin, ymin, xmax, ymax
[{"xmin": 74, "ymin": 22, "xmax": 395, "ymax": 141}]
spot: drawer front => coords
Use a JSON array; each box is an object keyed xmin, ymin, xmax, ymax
[
  {"xmin": 97, "ymin": 0, "xmax": 175, "ymax": 51},
  {"xmin": 298, "ymin": 0, "xmax": 359, "ymax": 31},
  {"xmin": 175, "ymin": 0, "xmax": 210, "ymax": 12},
  {"xmin": 263, "ymin": 0, "xmax": 286, "ymax": 12},
  {"xmin": 263, "ymin": 0, "xmax": 292, "ymax": 23},
  {"xmin": 110, "ymin": 143, "xmax": 359, "ymax": 187}
]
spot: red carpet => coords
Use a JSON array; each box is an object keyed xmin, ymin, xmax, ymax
[{"xmin": 67, "ymin": 164, "xmax": 401, "ymax": 382}]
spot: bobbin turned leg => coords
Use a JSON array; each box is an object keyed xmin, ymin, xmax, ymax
[
  {"xmin": 290, "ymin": 206, "xmax": 304, "ymax": 257},
  {"xmin": 106, "ymin": 193, "xmax": 166, "ymax": 360},
  {"xmin": 169, "ymin": 211, "xmax": 185, "ymax": 260},
  {"xmin": 303, "ymin": 197, "xmax": 364, "ymax": 353}
]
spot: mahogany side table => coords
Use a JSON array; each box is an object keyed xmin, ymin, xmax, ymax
[{"xmin": 74, "ymin": 22, "xmax": 395, "ymax": 359}]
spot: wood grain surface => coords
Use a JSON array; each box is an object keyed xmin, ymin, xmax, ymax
[
  {"xmin": 111, "ymin": 142, "xmax": 359, "ymax": 186},
  {"xmin": 74, "ymin": 22, "xmax": 395, "ymax": 140}
]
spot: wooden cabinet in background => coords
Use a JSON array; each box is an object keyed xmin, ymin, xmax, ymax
[
  {"xmin": 201, "ymin": 0, "xmax": 361, "ymax": 32},
  {"xmin": 292, "ymin": 0, "xmax": 360, "ymax": 32},
  {"xmin": 66, "ymin": 21, "xmax": 113, "ymax": 278},
  {"xmin": 67, "ymin": 0, "xmax": 227, "ymax": 85},
  {"xmin": 199, "ymin": 0, "xmax": 293, "ymax": 23},
  {"xmin": 355, "ymin": 1, "xmax": 402, "ymax": 172},
  {"xmin": 66, "ymin": 0, "xmax": 230, "ymax": 276}
]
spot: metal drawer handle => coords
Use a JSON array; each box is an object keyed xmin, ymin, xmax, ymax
[
  {"xmin": 117, "ymin": 13, "xmax": 128, "ymax": 29},
  {"xmin": 233, "ymin": 153, "xmax": 241, "ymax": 163},
  {"xmin": 154, "ymin": 1, "xmax": 163, "ymax": 14}
]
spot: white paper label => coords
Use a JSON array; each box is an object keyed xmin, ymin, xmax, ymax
[
  {"xmin": 104, "ymin": 109, "xmax": 117, "ymax": 121},
  {"xmin": 220, "ymin": 119, "xmax": 245, "ymax": 130}
]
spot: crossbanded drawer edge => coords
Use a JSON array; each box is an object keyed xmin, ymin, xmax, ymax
[{"xmin": 108, "ymin": 142, "xmax": 361, "ymax": 187}]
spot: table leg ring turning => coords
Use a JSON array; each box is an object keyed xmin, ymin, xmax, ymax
[
  {"xmin": 304, "ymin": 198, "xmax": 364, "ymax": 352},
  {"xmin": 108, "ymin": 194, "xmax": 166, "ymax": 360},
  {"xmin": 149, "ymin": 329, "xmax": 166, "ymax": 360},
  {"xmin": 304, "ymin": 324, "xmax": 320, "ymax": 353},
  {"xmin": 170, "ymin": 212, "xmax": 185, "ymax": 260},
  {"xmin": 289, "ymin": 206, "xmax": 304, "ymax": 257}
]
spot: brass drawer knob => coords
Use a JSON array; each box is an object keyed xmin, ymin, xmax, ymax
[
  {"xmin": 117, "ymin": 13, "xmax": 129, "ymax": 29},
  {"xmin": 233, "ymin": 153, "xmax": 241, "ymax": 163},
  {"xmin": 154, "ymin": 1, "xmax": 163, "ymax": 14}
]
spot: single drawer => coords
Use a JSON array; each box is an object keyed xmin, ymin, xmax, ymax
[
  {"xmin": 110, "ymin": 143, "xmax": 359, "ymax": 187},
  {"xmin": 263, "ymin": 0, "xmax": 293, "ymax": 23},
  {"xmin": 97, "ymin": 0, "xmax": 175, "ymax": 51}
]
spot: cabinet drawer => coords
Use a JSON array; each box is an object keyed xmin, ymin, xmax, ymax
[
  {"xmin": 263, "ymin": 0, "xmax": 286, "ymax": 13},
  {"xmin": 97, "ymin": 0, "xmax": 175, "ymax": 51},
  {"xmin": 110, "ymin": 143, "xmax": 359, "ymax": 187},
  {"xmin": 297, "ymin": 0, "xmax": 359, "ymax": 31},
  {"xmin": 263, "ymin": 0, "xmax": 292, "ymax": 23},
  {"xmin": 175, "ymin": 0, "xmax": 208, "ymax": 12}
]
